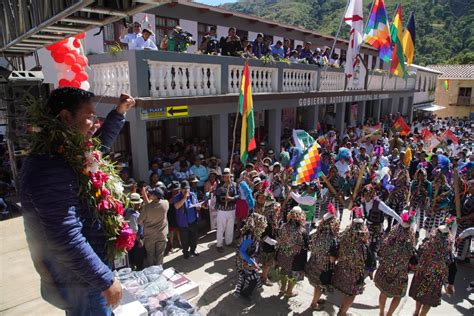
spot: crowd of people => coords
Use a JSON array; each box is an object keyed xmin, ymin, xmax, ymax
[
  {"xmin": 119, "ymin": 22, "xmax": 344, "ymax": 66},
  {"xmin": 116, "ymin": 112, "xmax": 472, "ymax": 315}
]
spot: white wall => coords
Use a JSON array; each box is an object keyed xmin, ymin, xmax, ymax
[
  {"xmin": 248, "ymin": 31, "xmax": 258, "ymax": 42},
  {"xmin": 217, "ymin": 25, "xmax": 229, "ymax": 40},
  {"xmin": 84, "ymin": 27, "xmax": 105, "ymax": 55},
  {"xmin": 294, "ymin": 40, "xmax": 303, "ymax": 48},
  {"xmin": 134, "ymin": 13, "xmax": 156, "ymax": 35},
  {"xmin": 273, "ymin": 36, "xmax": 283, "ymax": 45},
  {"xmin": 24, "ymin": 48, "xmax": 57, "ymax": 85},
  {"xmin": 179, "ymin": 19, "xmax": 198, "ymax": 53}
]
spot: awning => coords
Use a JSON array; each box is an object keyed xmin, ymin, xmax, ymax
[{"xmin": 414, "ymin": 103, "xmax": 446, "ymax": 112}]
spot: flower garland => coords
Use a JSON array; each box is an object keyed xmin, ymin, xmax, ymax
[{"xmin": 26, "ymin": 96, "xmax": 135, "ymax": 260}]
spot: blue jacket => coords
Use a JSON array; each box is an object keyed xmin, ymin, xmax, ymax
[
  {"xmin": 21, "ymin": 110, "xmax": 125, "ymax": 291},
  {"xmin": 173, "ymin": 191, "xmax": 199, "ymax": 228}
]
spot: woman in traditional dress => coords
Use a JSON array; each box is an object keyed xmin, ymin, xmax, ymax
[
  {"xmin": 305, "ymin": 203, "xmax": 340, "ymax": 311},
  {"xmin": 361, "ymin": 184, "xmax": 403, "ymax": 255},
  {"xmin": 375, "ymin": 210, "xmax": 417, "ymax": 316},
  {"xmin": 255, "ymin": 191, "xmax": 281, "ymax": 286},
  {"xmin": 276, "ymin": 206, "xmax": 309, "ymax": 298},
  {"xmin": 332, "ymin": 207, "xmax": 376, "ymax": 316},
  {"xmin": 234, "ymin": 212, "xmax": 267, "ymax": 300},
  {"xmin": 409, "ymin": 168, "xmax": 432, "ymax": 238},
  {"xmin": 386, "ymin": 168, "xmax": 410, "ymax": 232},
  {"xmin": 424, "ymin": 171, "xmax": 453, "ymax": 232},
  {"xmin": 409, "ymin": 216, "xmax": 457, "ymax": 316}
]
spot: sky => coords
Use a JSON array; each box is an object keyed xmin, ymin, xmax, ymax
[{"xmin": 194, "ymin": 0, "xmax": 237, "ymax": 6}]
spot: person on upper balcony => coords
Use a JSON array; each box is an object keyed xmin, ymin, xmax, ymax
[
  {"xmin": 299, "ymin": 41, "xmax": 313, "ymax": 60},
  {"xmin": 133, "ymin": 29, "xmax": 158, "ymax": 51},
  {"xmin": 252, "ymin": 33, "xmax": 269, "ymax": 59},
  {"xmin": 220, "ymin": 27, "xmax": 242, "ymax": 57},
  {"xmin": 199, "ymin": 26, "xmax": 220, "ymax": 55},
  {"xmin": 283, "ymin": 38, "xmax": 291, "ymax": 58},
  {"xmin": 271, "ymin": 40, "xmax": 285, "ymax": 60},
  {"xmin": 120, "ymin": 22, "xmax": 142, "ymax": 50}
]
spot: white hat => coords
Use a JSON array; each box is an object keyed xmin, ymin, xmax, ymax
[{"xmin": 129, "ymin": 193, "xmax": 143, "ymax": 204}]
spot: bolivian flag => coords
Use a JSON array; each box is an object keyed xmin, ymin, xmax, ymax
[
  {"xmin": 390, "ymin": 4, "xmax": 407, "ymax": 79},
  {"xmin": 402, "ymin": 12, "xmax": 415, "ymax": 66},
  {"xmin": 239, "ymin": 63, "xmax": 256, "ymax": 164}
]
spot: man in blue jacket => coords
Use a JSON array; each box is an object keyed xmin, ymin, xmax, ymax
[{"xmin": 21, "ymin": 87, "xmax": 135, "ymax": 315}]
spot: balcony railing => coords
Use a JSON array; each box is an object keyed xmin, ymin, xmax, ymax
[{"xmin": 87, "ymin": 50, "xmax": 416, "ymax": 99}]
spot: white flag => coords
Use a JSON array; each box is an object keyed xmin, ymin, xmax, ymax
[{"xmin": 344, "ymin": 0, "xmax": 364, "ymax": 78}]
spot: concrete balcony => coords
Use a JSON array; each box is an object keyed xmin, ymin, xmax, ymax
[{"xmin": 87, "ymin": 50, "xmax": 416, "ymax": 100}]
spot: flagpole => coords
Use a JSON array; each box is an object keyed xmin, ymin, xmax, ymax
[{"xmin": 323, "ymin": 0, "xmax": 351, "ymax": 74}]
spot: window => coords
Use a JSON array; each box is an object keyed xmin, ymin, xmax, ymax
[
  {"xmin": 458, "ymin": 87, "xmax": 472, "ymax": 106},
  {"xmin": 418, "ymin": 76, "xmax": 422, "ymax": 90},
  {"xmin": 156, "ymin": 16, "xmax": 179, "ymax": 47},
  {"xmin": 423, "ymin": 77, "xmax": 427, "ymax": 92},
  {"xmin": 371, "ymin": 56, "xmax": 377, "ymax": 69},
  {"xmin": 197, "ymin": 23, "xmax": 216, "ymax": 46},
  {"xmin": 237, "ymin": 29, "xmax": 249, "ymax": 41},
  {"xmin": 103, "ymin": 21, "xmax": 127, "ymax": 50}
]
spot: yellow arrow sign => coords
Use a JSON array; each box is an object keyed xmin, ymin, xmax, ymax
[{"xmin": 166, "ymin": 106, "xmax": 188, "ymax": 117}]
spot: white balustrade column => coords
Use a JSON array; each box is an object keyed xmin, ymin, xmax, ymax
[
  {"xmin": 212, "ymin": 113, "xmax": 229, "ymax": 168},
  {"xmin": 129, "ymin": 107, "xmax": 149, "ymax": 182},
  {"xmin": 335, "ymin": 103, "xmax": 346, "ymax": 133},
  {"xmin": 268, "ymin": 108, "xmax": 282, "ymax": 154},
  {"xmin": 357, "ymin": 101, "xmax": 366, "ymax": 125}
]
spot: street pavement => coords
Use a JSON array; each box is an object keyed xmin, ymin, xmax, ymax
[{"xmin": 1, "ymin": 215, "xmax": 473, "ymax": 315}]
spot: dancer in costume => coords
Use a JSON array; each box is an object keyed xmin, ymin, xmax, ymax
[
  {"xmin": 234, "ymin": 212, "xmax": 268, "ymax": 300},
  {"xmin": 409, "ymin": 168, "xmax": 432, "ymax": 238},
  {"xmin": 361, "ymin": 184, "xmax": 402, "ymax": 255},
  {"xmin": 332, "ymin": 207, "xmax": 376, "ymax": 316},
  {"xmin": 276, "ymin": 206, "xmax": 309, "ymax": 298},
  {"xmin": 424, "ymin": 172, "xmax": 453, "ymax": 232},
  {"xmin": 305, "ymin": 203, "xmax": 340, "ymax": 311},
  {"xmin": 386, "ymin": 168, "xmax": 410, "ymax": 232},
  {"xmin": 409, "ymin": 216, "xmax": 457, "ymax": 316},
  {"xmin": 254, "ymin": 191, "xmax": 281, "ymax": 286},
  {"xmin": 375, "ymin": 210, "xmax": 417, "ymax": 316}
]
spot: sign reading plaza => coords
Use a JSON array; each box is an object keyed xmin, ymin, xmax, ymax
[
  {"xmin": 141, "ymin": 106, "xmax": 189, "ymax": 120},
  {"xmin": 298, "ymin": 93, "xmax": 390, "ymax": 106}
]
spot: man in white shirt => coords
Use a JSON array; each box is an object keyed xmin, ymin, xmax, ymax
[
  {"xmin": 120, "ymin": 22, "xmax": 142, "ymax": 50},
  {"xmin": 133, "ymin": 29, "xmax": 158, "ymax": 51}
]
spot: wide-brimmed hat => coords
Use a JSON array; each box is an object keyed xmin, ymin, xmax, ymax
[
  {"xmin": 162, "ymin": 162, "xmax": 173, "ymax": 170},
  {"xmin": 253, "ymin": 177, "xmax": 262, "ymax": 185},
  {"xmin": 180, "ymin": 180, "xmax": 190, "ymax": 189},
  {"xmin": 188, "ymin": 175, "xmax": 200, "ymax": 183},
  {"xmin": 208, "ymin": 169, "xmax": 218, "ymax": 176},
  {"xmin": 167, "ymin": 181, "xmax": 180, "ymax": 191},
  {"xmin": 196, "ymin": 154, "xmax": 205, "ymax": 160},
  {"xmin": 129, "ymin": 193, "xmax": 143, "ymax": 204},
  {"xmin": 207, "ymin": 156, "xmax": 220, "ymax": 163},
  {"xmin": 222, "ymin": 168, "xmax": 232, "ymax": 176}
]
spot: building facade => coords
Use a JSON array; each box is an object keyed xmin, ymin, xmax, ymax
[
  {"xmin": 426, "ymin": 65, "xmax": 474, "ymax": 118},
  {"xmin": 18, "ymin": 1, "xmax": 440, "ymax": 181}
]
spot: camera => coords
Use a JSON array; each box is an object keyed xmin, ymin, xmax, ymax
[{"xmin": 172, "ymin": 29, "xmax": 196, "ymax": 52}]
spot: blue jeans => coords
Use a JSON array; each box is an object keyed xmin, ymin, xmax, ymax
[{"xmin": 41, "ymin": 281, "xmax": 112, "ymax": 316}]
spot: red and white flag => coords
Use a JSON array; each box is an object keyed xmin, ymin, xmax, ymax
[{"xmin": 344, "ymin": 0, "xmax": 364, "ymax": 78}]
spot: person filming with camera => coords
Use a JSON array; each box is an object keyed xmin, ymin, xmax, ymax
[{"xmin": 220, "ymin": 27, "xmax": 242, "ymax": 57}]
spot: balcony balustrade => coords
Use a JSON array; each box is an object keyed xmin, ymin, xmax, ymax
[{"xmin": 87, "ymin": 50, "xmax": 419, "ymax": 99}]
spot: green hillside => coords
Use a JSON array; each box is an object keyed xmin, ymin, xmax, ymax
[{"xmin": 222, "ymin": 0, "xmax": 474, "ymax": 65}]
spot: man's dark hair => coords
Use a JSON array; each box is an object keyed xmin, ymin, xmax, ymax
[
  {"xmin": 228, "ymin": 27, "xmax": 236, "ymax": 32},
  {"xmin": 210, "ymin": 26, "xmax": 216, "ymax": 31},
  {"xmin": 257, "ymin": 33, "xmax": 263, "ymax": 38},
  {"xmin": 276, "ymin": 40, "xmax": 283, "ymax": 45},
  {"xmin": 46, "ymin": 87, "xmax": 95, "ymax": 117}
]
